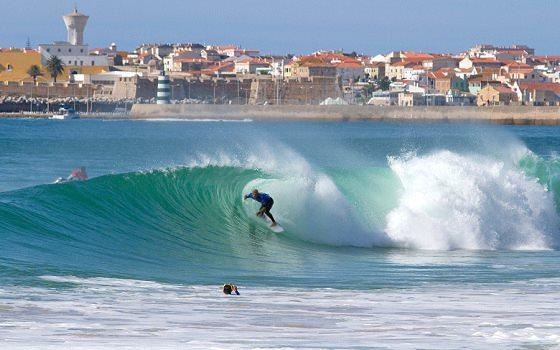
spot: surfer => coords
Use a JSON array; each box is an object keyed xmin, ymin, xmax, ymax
[
  {"xmin": 223, "ymin": 284, "xmax": 240, "ymax": 295},
  {"xmin": 54, "ymin": 167, "xmax": 88, "ymax": 184},
  {"xmin": 244, "ymin": 189, "xmax": 277, "ymax": 227}
]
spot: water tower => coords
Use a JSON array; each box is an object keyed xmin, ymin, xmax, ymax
[{"xmin": 63, "ymin": 5, "xmax": 89, "ymax": 45}]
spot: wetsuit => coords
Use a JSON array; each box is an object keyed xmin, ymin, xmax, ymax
[{"xmin": 245, "ymin": 192, "xmax": 276, "ymax": 223}]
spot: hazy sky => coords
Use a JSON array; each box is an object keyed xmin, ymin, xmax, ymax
[{"xmin": 3, "ymin": 0, "xmax": 559, "ymax": 55}]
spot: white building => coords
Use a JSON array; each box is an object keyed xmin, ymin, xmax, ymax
[{"xmin": 38, "ymin": 6, "xmax": 109, "ymax": 67}]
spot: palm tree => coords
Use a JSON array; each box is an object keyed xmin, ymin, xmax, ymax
[
  {"xmin": 27, "ymin": 65, "xmax": 42, "ymax": 83},
  {"xmin": 45, "ymin": 56, "xmax": 64, "ymax": 82}
]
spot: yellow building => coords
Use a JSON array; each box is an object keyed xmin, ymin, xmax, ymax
[
  {"xmin": 0, "ymin": 48, "xmax": 109, "ymax": 83},
  {"xmin": 0, "ymin": 49, "xmax": 44, "ymax": 82}
]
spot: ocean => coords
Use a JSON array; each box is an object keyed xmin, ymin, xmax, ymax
[{"xmin": 0, "ymin": 118, "xmax": 559, "ymax": 349}]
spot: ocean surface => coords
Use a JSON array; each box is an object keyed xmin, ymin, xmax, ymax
[{"xmin": 1, "ymin": 118, "xmax": 559, "ymax": 349}]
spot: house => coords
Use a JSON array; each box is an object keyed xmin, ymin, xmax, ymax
[
  {"xmin": 136, "ymin": 44, "xmax": 174, "ymax": 59},
  {"xmin": 234, "ymin": 58, "xmax": 270, "ymax": 75},
  {"xmin": 500, "ymin": 61, "xmax": 538, "ymax": 81},
  {"xmin": 367, "ymin": 91, "xmax": 399, "ymax": 106},
  {"xmin": 455, "ymin": 67, "xmax": 479, "ymax": 79},
  {"xmin": 201, "ymin": 62, "xmax": 236, "ymax": 77},
  {"xmin": 428, "ymin": 69, "xmax": 468, "ymax": 94},
  {"xmin": 477, "ymin": 85, "xmax": 517, "ymax": 106},
  {"xmin": 364, "ymin": 62, "xmax": 385, "ymax": 80},
  {"xmin": 398, "ymin": 91, "xmax": 425, "ymax": 106},
  {"xmin": 467, "ymin": 75, "xmax": 501, "ymax": 95},
  {"xmin": 165, "ymin": 51, "xmax": 203, "ymax": 72},
  {"xmin": 201, "ymin": 49, "xmax": 222, "ymax": 61},
  {"xmin": 385, "ymin": 61, "xmax": 409, "ymax": 81},
  {"xmin": 512, "ymin": 82, "xmax": 560, "ymax": 105},
  {"xmin": 213, "ymin": 45, "xmax": 259, "ymax": 58},
  {"xmin": 423, "ymin": 55, "xmax": 459, "ymax": 71},
  {"xmin": 403, "ymin": 64, "xmax": 425, "ymax": 81},
  {"xmin": 468, "ymin": 44, "xmax": 534, "ymax": 58},
  {"xmin": 370, "ymin": 54, "xmax": 388, "ymax": 63},
  {"xmin": 446, "ymin": 90, "xmax": 476, "ymax": 106},
  {"xmin": 172, "ymin": 57, "xmax": 214, "ymax": 73},
  {"xmin": 287, "ymin": 57, "xmax": 337, "ymax": 78},
  {"xmin": 533, "ymin": 55, "xmax": 560, "ymax": 68},
  {"xmin": 459, "ymin": 57, "xmax": 503, "ymax": 70},
  {"xmin": 336, "ymin": 61, "xmax": 365, "ymax": 83}
]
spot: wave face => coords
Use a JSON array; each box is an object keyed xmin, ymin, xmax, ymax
[{"xmin": 1, "ymin": 144, "xmax": 559, "ymax": 283}]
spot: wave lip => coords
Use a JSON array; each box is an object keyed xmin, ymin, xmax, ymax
[{"xmin": 385, "ymin": 150, "xmax": 559, "ymax": 250}]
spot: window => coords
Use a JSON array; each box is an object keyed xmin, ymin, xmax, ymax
[
  {"xmin": 46, "ymin": 48, "xmax": 50, "ymax": 53},
  {"xmin": 80, "ymin": 61, "xmax": 83, "ymax": 66},
  {"xmin": 68, "ymin": 60, "xmax": 71, "ymax": 64},
  {"xmin": 58, "ymin": 48, "xmax": 61, "ymax": 52},
  {"xmin": 69, "ymin": 48, "xmax": 72, "ymax": 53},
  {"xmin": 80, "ymin": 49, "xmax": 84, "ymax": 53},
  {"xmin": 7, "ymin": 64, "xmax": 13, "ymax": 72},
  {"xmin": 74, "ymin": 61, "xmax": 77, "ymax": 66},
  {"xmin": 91, "ymin": 61, "xmax": 95, "ymax": 66}
]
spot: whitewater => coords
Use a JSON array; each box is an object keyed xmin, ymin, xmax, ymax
[{"xmin": 1, "ymin": 119, "xmax": 560, "ymax": 349}]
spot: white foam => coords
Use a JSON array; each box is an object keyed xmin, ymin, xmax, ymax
[
  {"xmin": 385, "ymin": 150, "xmax": 558, "ymax": 250},
  {"xmin": 0, "ymin": 276, "xmax": 558, "ymax": 349}
]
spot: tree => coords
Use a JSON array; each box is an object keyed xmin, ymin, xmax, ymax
[
  {"xmin": 27, "ymin": 65, "xmax": 42, "ymax": 83},
  {"xmin": 45, "ymin": 56, "xmax": 64, "ymax": 82},
  {"xmin": 378, "ymin": 76, "xmax": 391, "ymax": 91}
]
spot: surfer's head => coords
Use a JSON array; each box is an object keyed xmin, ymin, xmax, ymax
[
  {"xmin": 223, "ymin": 284, "xmax": 233, "ymax": 294},
  {"xmin": 252, "ymin": 189, "xmax": 259, "ymax": 197},
  {"xmin": 223, "ymin": 284, "xmax": 239, "ymax": 295}
]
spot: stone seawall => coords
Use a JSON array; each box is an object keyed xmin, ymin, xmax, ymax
[{"xmin": 130, "ymin": 104, "xmax": 560, "ymax": 125}]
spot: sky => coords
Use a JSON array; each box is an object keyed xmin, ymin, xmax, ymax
[{"xmin": 2, "ymin": 0, "xmax": 559, "ymax": 55}]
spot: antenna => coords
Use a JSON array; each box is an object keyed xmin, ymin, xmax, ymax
[{"xmin": 25, "ymin": 37, "xmax": 31, "ymax": 50}]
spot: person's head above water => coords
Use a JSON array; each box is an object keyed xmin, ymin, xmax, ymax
[
  {"xmin": 223, "ymin": 284, "xmax": 240, "ymax": 295},
  {"xmin": 252, "ymin": 189, "xmax": 259, "ymax": 197}
]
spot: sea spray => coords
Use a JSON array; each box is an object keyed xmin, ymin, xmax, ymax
[{"xmin": 386, "ymin": 150, "xmax": 558, "ymax": 250}]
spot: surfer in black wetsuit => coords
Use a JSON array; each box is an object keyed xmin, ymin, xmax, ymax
[{"xmin": 244, "ymin": 189, "xmax": 277, "ymax": 227}]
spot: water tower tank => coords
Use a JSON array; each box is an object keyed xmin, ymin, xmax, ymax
[{"xmin": 63, "ymin": 6, "xmax": 89, "ymax": 45}]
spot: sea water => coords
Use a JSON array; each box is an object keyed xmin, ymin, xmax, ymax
[{"xmin": 0, "ymin": 119, "xmax": 559, "ymax": 349}]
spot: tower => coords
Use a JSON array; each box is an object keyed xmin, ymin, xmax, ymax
[
  {"xmin": 63, "ymin": 5, "xmax": 89, "ymax": 45},
  {"xmin": 157, "ymin": 71, "xmax": 171, "ymax": 104}
]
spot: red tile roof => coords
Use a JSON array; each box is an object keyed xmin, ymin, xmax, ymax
[
  {"xmin": 492, "ymin": 85, "xmax": 515, "ymax": 94},
  {"xmin": 518, "ymin": 82, "xmax": 560, "ymax": 94}
]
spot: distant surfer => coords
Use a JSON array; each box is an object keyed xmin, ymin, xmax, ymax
[
  {"xmin": 244, "ymin": 189, "xmax": 277, "ymax": 227},
  {"xmin": 223, "ymin": 284, "xmax": 240, "ymax": 295},
  {"xmin": 54, "ymin": 167, "xmax": 88, "ymax": 184}
]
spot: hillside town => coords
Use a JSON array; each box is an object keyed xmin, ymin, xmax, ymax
[{"xmin": 1, "ymin": 6, "xmax": 560, "ymax": 113}]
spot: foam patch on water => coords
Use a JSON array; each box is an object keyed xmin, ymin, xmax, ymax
[
  {"xmin": 386, "ymin": 150, "xmax": 559, "ymax": 250},
  {"xmin": 0, "ymin": 275, "xmax": 558, "ymax": 349}
]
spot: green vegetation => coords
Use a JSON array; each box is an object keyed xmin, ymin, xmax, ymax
[
  {"xmin": 46, "ymin": 56, "xmax": 64, "ymax": 82},
  {"xmin": 27, "ymin": 65, "xmax": 42, "ymax": 83},
  {"xmin": 378, "ymin": 76, "xmax": 391, "ymax": 91}
]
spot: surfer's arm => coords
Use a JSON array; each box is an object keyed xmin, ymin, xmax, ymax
[{"xmin": 244, "ymin": 193, "xmax": 253, "ymax": 200}]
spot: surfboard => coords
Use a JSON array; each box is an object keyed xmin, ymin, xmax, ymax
[{"xmin": 260, "ymin": 215, "xmax": 285, "ymax": 233}]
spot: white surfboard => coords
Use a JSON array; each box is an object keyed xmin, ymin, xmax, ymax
[{"xmin": 261, "ymin": 215, "xmax": 285, "ymax": 233}]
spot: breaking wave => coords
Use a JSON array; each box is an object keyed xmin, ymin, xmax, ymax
[{"xmin": 0, "ymin": 144, "xmax": 559, "ymax": 281}]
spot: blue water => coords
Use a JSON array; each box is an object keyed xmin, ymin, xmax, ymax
[{"xmin": 1, "ymin": 119, "xmax": 559, "ymax": 348}]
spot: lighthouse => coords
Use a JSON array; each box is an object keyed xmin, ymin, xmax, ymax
[
  {"xmin": 157, "ymin": 71, "xmax": 171, "ymax": 104},
  {"xmin": 63, "ymin": 5, "xmax": 89, "ymax": 45}
]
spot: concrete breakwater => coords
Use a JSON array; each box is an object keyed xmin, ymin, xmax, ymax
[{"xmin": 130, "ymin": 104, "xmax": 560, "ymax": 125}]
